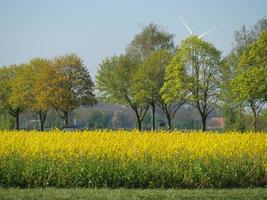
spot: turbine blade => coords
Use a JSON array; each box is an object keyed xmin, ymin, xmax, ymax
[
  {"xmin": 179, "ymin": 16, "xmax": 193, "ymax": 35},
  {"xmin": 198, "ymin": 27, "xmax": 216, "ymax": 38}
]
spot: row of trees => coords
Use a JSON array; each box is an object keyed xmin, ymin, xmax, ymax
[
  {"xmin": 0, "ymin": 54, "xmax": 96, "ymax": 130},
  {"xmin": 1, "ymin": 17, "xmax": 266, "ymax": 131},
  {"xmin": 96, "ymin": 17, "xmax": 267, "ymax": 131}
]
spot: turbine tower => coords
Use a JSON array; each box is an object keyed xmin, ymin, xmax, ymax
[{"xmin": 179, "ymin": 17, "xmax": 216, "ymax": 39}]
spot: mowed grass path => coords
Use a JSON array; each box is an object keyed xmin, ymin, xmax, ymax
[{"xmin": 0, "ymin": 188, "xmax": 266, "ymax": 200}]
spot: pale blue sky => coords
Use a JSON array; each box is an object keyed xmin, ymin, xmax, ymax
[{"xmin": 0, "ymin": 0, "xmax": 266, "ymax": 78}]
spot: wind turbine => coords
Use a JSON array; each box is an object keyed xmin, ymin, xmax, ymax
[{"xmin": 179, "ymin": 16, "xmax": 216, "ymax": 39}]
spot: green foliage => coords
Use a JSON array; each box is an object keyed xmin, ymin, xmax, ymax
[
  {"xmin": 0, "ymin": 154, "xmax": 264, "ymax": 188},
  {"xmin": 221, "ymin": 17, "xmax": 267, "ymax": 131},
  {"xmin": 96, "ymin": 55, "xmax": 136, "ymax": 105},
  {"xmin": 0, "ymin": 65, "xmax": 23, "ymax": 129},
  {"xmin": 126, "ymin": 24, "xmax": 177, "ymax": 130},
  {"xmin": 132, "ymin": 49, "xmax": 172, "ymax": 105},
  {"xmin": 161, "ymin": 36, "xmax": 222, "ymax": 130},
  {"xmin": 8, "ymin": 58, "xmax": 50, "ymax": 111},
  {"xmin": 7, "ymin": 59, "xmax": 51, "ymax": 130},
  {"xmin": 231, "ymin": 31, "xmax": 267, "ymax": 131},
  {"xmin": 96, "ymin": 54, "xmax": 148, "ymax": 130},
  {"xmin": 97, "ymin": 23, "xmax": 175, "ymax": 108},
  {"xmin": 160, "ymin": 48, "xmax": 185, "ymax": 104},
  {"xmin": 0, "ymin": 66, "xmax": 19, "ymax": 110},
  {"xmin": 126, "ymin": 23, "xmax": 175, "ymax": 60},
  {"xmin": 233, "ymin": 31, "xmax": 267, "ymax": 102},
  {"xmin": 132, "ymin": 49, "xmax": 183, "ymax": 130},
  {"xmin": 1, "ymin": 19, "xmax": 267, "ymax": 131},
  {"xmin": 220, "ymin": 54, "xmax": 247, "ymax": 131},
  {"xmin": 9, "ymin": 64, "xmax": 31, "ymax": 109}
]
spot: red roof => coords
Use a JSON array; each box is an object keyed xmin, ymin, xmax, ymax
[{"xmin": 207, "ymin": 117, "xmax": 225, "ymax": 129}]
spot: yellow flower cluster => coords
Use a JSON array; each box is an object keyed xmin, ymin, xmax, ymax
[{"xmin": 0, "ymin": 130, "xmax": 266, "ymax": 163}]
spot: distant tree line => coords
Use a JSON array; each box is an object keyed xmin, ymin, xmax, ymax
[{"xmin": 1, "ymin": 17, "xmax": 267, "ymax": 131}]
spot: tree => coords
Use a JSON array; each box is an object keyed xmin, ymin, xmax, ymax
[
  {"xmin": 35, "ymin": 54, "xmax": 96, "ymax": 126},
  {"xmin": 132, "ymin": 49, "xmax": 185, "ymax": 130},
  {"xmin": 222, "ymin": 17, "xmax": 267, "ymax": 131},
  {"xmin": 231, "ymin": 31, "xmax": 267, "ymax": 132},
  {"xmin": 9, "ymin": 58, "xmax": 51, "ymax": 131},
  {"xmin": 127, "ymin": 23, "xmax": 176, "ymax": 130},
  {"xmin": 97, "ymin": 24, "xmax": 176, "ymax": 131},
  {"xmin": 30, "ymin": 58, "xmax": 51, "ymax": 130},
  {"xmin": 161, "ymin": 36, "xmax": 222, "ymax": 131},
  {"xmin": 233, "ymin": 17, "xmax": 267, "ymax": 55},
  {"xmin": 126, "ymin": 23, "xmax": 175, "ymax": 60},
  {"xmin": 221, "ymin": 54, "xmax": 247, "ymax": 131},
  {"xmin": 96, "ymin": 55, "xmax": 149, "ymax": 131},
  {"xmin": 0, "ymin": 65, "xmax": 24, "ymax": 130}
]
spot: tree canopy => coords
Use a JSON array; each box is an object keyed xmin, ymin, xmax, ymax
[
  {"xmin": 96, "ymin": 54, "xmax": 148, "ymax": 130},
  {"xmin": 0, "ymin": 65, "xmax": 23, "ymax": 129},
  {"xmin": 36, "ymin": 54, "xmax": 96, "ymax": 126},
  {"xmin": 161, "ymin": 36, "xmax": 222, "ymax": 131},
  {"xmin": 231, "ymin": 31, "xmax": 267, "ymax": 131}
]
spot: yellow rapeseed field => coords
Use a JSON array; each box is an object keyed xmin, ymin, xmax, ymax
[
  {"xmin": 0, "ymin": 130, "xmax": 266, "ymax": 188},
  {"xmin": 0, "ymin": 130, "xmax": 266, "ymax": 160}
]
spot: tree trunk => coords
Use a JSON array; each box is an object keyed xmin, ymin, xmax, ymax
[
  {"xmin": 134, "ymin": 110, "xmax": 142, "ymax": 131},
  {"xmin": 15, "ymin": 113, "xmax": 19, "ymax": 130},
  {"xmin": 132, "ymin": 107, "xmax": 143, "ymax": 131},
  {"xmin": 137, "ymin": 118, "xmax": 142, "ymax": 131},
  {"xmin": 252, "ymin": 108, "xmax": 257, "ymax": 132},
  {"xmin": 64, "ymin": 111, "xmax": 69, "ymax": 126},
  {"xmin": 129, "ymin": 104, "xmax": 148, "ymax": 131},
  {"xmin": 38, "ymin": 111, "xmax": 47, "ymax": 131},
  {"xmin": 8, "ymin": 108, "xmax": 21, "ymax": 130},
  {"xmin": 151, "ymin": 102, "xmax": 155, "ymax": 131},
  {"xmin": 166, "ymin": 114, "xmax": 171, "ymax": 130},
  {"xmin": 201, "ymin": 114, "xmax": 207, "ymax": 131},
  {"xmin": 40, "ymin": 120, "xmax": 44, "ymax": 131}
]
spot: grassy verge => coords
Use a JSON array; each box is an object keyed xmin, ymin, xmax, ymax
[{"xmin": 0, "ymin": 188, "xmax": 266, "ymax": 200}]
